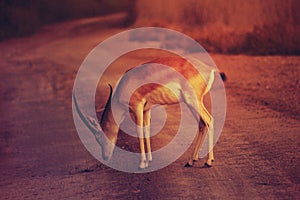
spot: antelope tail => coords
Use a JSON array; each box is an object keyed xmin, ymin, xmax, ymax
[
  {"xmin": 204, "ymin": 70, "xmax": 226, "ymax": 95},
  {"xmin": 219, "ymin": 72, "xmax": 227, "ymax": 82}
]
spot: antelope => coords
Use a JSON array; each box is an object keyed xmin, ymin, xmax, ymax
[{"xmin": 73, "ymin": 56, "xmax": 225, "ymax": 169}]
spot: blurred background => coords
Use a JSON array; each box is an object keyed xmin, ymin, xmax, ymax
[
  {"xmin": 0, "ymin": 0, "xmax": 299, "ymax": 54},
  {"xmin": 0, "ymin": 0, "xmax": 135, "ymax": 40}
]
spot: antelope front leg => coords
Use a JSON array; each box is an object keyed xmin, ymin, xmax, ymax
[
  {"xmin": 138, "ymin": 126, "xmax": 148, "ymax": 169},
  {"xmin": 136, "ymin": 105, "xmax": 148, "ymax": 169},
  {"xmin": 144, "ymin": 110, "xmax": 152, "ymax": 162}
]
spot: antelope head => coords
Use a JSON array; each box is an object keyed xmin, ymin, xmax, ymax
[{"xmin": 73, "ymin": 85, "xmax": 118, "ymax": 161}]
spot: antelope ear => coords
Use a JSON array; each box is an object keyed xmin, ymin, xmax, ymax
[{"xmin": 85, "ymin": 115, "xmax": 102, "ymax": 133}]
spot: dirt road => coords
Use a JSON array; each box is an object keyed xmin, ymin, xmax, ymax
[{"xmin": 0, "ymin": 14, "xmax": 299, "ymax": 199}]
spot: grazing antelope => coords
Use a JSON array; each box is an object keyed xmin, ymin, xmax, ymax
[{"xmin": 73, "ymin": 56, "xmax": 225, "ymax": 169}]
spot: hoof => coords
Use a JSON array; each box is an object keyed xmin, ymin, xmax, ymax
[
  {"xmin": 139, "ymin": 161, "xmax": 149, "ymax": 169},
  {"xmin": 184, "ymin": 160, "xmax": 196, "ymax": 168},
  {"xmin": 204, "ymin": 162, "xmax": 212, "ymax": 168},
  {"xmin": 184, "ymin": 162, "xmax": 193, "ymax": 167},
  {"xmin": 147, "ymin": 153, "xmax": 152, "ymax": 162}
]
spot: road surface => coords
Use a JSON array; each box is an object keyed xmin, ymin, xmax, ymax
[{"xmin": 0, "ymin": 14, "xmax": 299, "ymax": 199}]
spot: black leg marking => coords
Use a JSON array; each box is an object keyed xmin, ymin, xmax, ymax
[
  {"xmin": 204, "ymin": 162, "xmax": 212, "ymax": 168},
  {"xmin": 184, "ymin": 160, "xmax": 196, "ymax": 168},
  {"xmin": 184, "ymin": 162, "xmax": 193, "ymax": 167}
]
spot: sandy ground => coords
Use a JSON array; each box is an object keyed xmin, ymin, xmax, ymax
[{"xmin": 0, "ymin": 14, "xmax": 299, "ymax": 199}]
